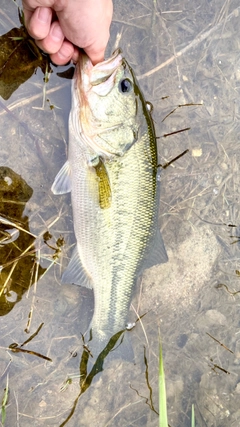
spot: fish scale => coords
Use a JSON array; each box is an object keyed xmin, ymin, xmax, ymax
[{"xmin": 52, "ymin": 49, "xmax": 168, "ymax": 357}]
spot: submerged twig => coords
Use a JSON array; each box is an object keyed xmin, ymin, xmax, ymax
[
  {"xmin": 162, "ymin": 104, "xmax": 202, "ymax": 122},
  {"xmin": 21, "ymin": 322, "xmax": 44, "ymax": 347},
  {"xmin": 25, "ymin": 247, "xmax": 40, "ymax": 333},
  {"xmin": 206, "ymin": 332, "xmax": 234, "ymax": 354},
  {"xmin": 158, "ymin": 149, "xmax": 189, "ymax": 170},
  {"xmin": 137, "ymin": 7, "xmax": 238, "ymax": 79},
  {"xmin": 8, "ymin": 345, "xmax": 52, "ymax": 362},
  {"xmin": 215, "ymin": 283, "xmax": 240, "ymax": 296},
  {"xmin": 162, "ymin": 127, "xmax": 191, "ymax": 137},
  {"xmin": 130, "ymin": 346, "xmax": 159, "ymax": 415},
  {"xmin": 209, "ymin": 358, "xmax": 230, "ymax": 375}
]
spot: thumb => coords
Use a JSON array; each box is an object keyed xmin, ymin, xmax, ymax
[{"xmin": 23, "ymin": 6, "xmax": 52, "ymax": 40}]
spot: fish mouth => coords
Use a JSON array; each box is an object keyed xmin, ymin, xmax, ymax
[
  {"xmin": 89, "ymin": 49, "xmax": 123, "ymax": 86},
  {"xmin": 72, "ymin": 50, "xmax": 127, "ymax": 157},
  {"xmin": 76, "ymin": 48, "xmax": 123, "ymax": 87}
]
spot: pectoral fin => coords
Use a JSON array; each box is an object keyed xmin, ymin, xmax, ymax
[
  {"xmin": 62, "ymin": 246, "xmax": 93, "ymax": 289},
  {"xmin": 92, "ymin": 157, "xmax": 111, "ymax": 209},
  {"xmin": 51, "ymin": 161, "xmax": 71, "ymax": 195}
]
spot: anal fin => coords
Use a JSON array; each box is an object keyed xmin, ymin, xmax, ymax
[
  {"xmin": 62, "ymin": 246, "xmax": 93, "ymax": 289},
  {"xmin": 142, "ymin": 229, "xmax": 168, "ymax": 270}
]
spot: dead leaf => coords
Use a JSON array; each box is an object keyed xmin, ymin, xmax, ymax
[{"xmin": 0, "ymin": 25, "xmax": 51, "ymax": 100}]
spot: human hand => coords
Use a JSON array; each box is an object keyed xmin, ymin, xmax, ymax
[{"xmin": 22, "ymin": 0, "xmax": 113, "ymax": 65}]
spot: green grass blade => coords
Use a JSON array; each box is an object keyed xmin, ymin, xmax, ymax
[
  {"xmin": 1, "ymin": 374, "xmax": 9, "ymax": 426},
  {"xmin": 159, "ymin": 342, "xmax": 168, "ymax": 427},
  {"xmin": 2, "ymin": 406, "xmax": 6, "ymax": 425},
  {"xmin": 191, "ymin": 404, "xmax": 195, "ymax": 427}
]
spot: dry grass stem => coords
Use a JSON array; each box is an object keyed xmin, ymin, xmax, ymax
[
  {"xmin": 0, "ymin": 215, "xmax": 37, "ymax": 238},
  {"xmin": 131, "ymin": 303, "xmax": 149, "ymax": 348},
  {"xmin": 104, "ymin": 400, "xmax": 142, "ymax": 427},
  {"xmin": 0, "ymin": 82, "xmax": 69, "ymax": 117}
]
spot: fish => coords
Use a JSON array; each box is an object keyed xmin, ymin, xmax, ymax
[{"xmin": 51, "ymin": 49, "xmax": 168, "ymax": 358}]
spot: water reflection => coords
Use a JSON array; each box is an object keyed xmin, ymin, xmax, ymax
[{"xmin": 0, "ymin": 166, "xmax": 45, "ymax": 315}]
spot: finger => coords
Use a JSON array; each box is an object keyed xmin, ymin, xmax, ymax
[
  {"xmin": 84, "ymin": 47, "xmax": 105, "ymax": 65},
  {"xmin": 35, "ymin": 21, "xmax": 64, "ymax": 55},
  {"xmin": 22, "ymin": 8, "xmax": 33, "ymax": 29},
  {"xmin": 71, "ymin": 46, "xmax": 80, "ymax": 64},
  {"xmin": 24, "ymin": 7, "xmax": 52, "ymax": 40},
  {"xmin": 49, "ymin": 41, "xmax": 75, "ymax": 65},
  {"xmin": 84, "ymin": 33, "xmax": 109, "ymax": 65}
]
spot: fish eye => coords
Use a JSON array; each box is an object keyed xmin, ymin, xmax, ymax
[{"xmin": 119, "ymin": 78, "xmax": 133, "ymax": 93}]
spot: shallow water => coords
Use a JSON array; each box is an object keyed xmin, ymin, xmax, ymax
[{"xmin": 1, "ymin": 0, "xmax": 240, "ymax": 426}]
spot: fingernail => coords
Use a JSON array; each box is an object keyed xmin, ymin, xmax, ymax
[{"xmin": 37, "ymin": 7, "xmax": 50, "ymax": 24}]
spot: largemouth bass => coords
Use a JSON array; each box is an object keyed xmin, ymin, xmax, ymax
[{"xmin": 52, "ymin": 49, "xmax": 168, "ymax": 357}]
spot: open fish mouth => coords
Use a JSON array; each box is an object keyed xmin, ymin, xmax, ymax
[
  {"xmin": 73, "ymin": 49, "xmax": 124, "ymax": 106},
  {"xmin": 80, "ymin": 48, "xmax": 123, "ymax": 85}
]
